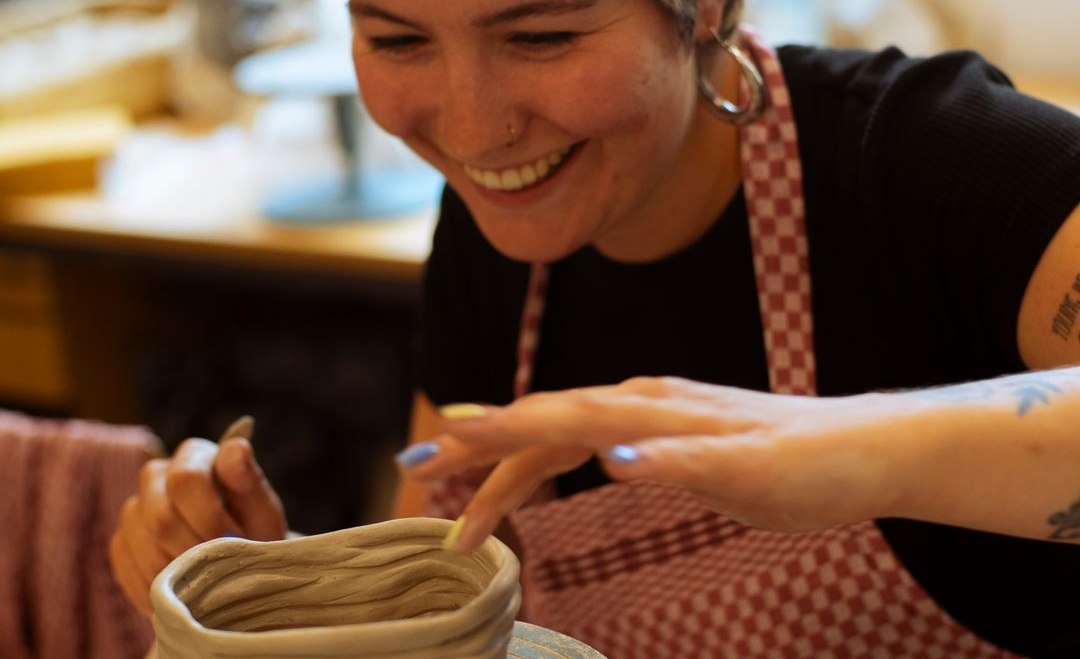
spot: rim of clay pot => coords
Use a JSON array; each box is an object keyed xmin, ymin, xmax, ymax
[{"xmin": 151, "ymin": 518, "xmax": 521, "ymax": 656}]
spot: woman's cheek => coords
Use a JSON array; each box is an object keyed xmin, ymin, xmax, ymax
[
  {"xmin": 555, "ymin": 56, "xmax": 681, "ymax": 138},
  {"xmin": 353, "ymin": 66, "xmax": 419, "ymax": 139}
]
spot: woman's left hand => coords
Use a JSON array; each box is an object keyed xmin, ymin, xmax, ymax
[{"xmin": 399, "ymin": 376, "xmax": 931, "ymax": 552}]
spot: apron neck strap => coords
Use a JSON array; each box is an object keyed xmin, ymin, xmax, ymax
[{"xmin": 513, "ymin": 30, "xmax": 816, "ymax": 399}]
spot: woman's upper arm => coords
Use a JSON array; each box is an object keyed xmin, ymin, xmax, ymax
[
  {"xmin": 392, "ymin": 391, "xmax": 444, "ymax": 518},
  {"xmin": 1018, "ymin": 201, "xmax": 1080, "ymax": 368}
]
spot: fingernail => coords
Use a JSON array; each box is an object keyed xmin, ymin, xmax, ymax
[
  {"xmin": 606, "ymin": 445, "xmax": 641, "ymax": 465},
  {"xmin": 220, "ymin": 415, "xmax": 254, "ymax": 442},
  {"xmin": 439, "ymin": 403, "xmax": 488, "ymax": 420},
  {"xmin": 443, "ymin": 515, "xmax": 467, "ymax": 551},
  {"xmin": 395, "ymin": 441, "xmax": 440, "ymax": 468}
]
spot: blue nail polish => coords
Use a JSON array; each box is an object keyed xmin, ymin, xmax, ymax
[
  {"xmin": 396, "ymin": 441, "xmax": 440, "ymax": 468},
  {"xmin": 607, "ymin": 445, "xmax": 640, "ymax": 465}
]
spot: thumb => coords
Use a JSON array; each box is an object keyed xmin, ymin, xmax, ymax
[{"xmin": 214, "ymin": 438, "xmax": 288, "ymax": 541}]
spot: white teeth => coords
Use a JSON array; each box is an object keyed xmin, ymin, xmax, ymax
[
  {"xmin": 501, "ymin": 169, "xmax": 523, "ymax": 190},
  {"xmin": 464, "ymin": 147, "xmax": 571, "ymax": 192}
]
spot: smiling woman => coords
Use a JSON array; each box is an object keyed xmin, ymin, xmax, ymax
[{"xmin": 113, "ymin": 0, "xmax": 1080, "ymax": 656}]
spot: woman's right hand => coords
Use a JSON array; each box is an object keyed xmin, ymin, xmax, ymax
[{"xmin": 108, "ymin": 436, "xmax": 287, "ymax": 614}]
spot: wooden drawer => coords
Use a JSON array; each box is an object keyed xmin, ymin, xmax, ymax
[
  {"xmin": 0, "ymin": 250, "xmax": 70, "ymax": 406},
  {"xmin": 0, "ymin": 249, "xmax": 54, "ymax": 311},
  {"xmin": 0, "ymin": 318, "xmax": 69, "ymax": 405}
]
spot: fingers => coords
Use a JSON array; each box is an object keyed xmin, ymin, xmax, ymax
[
  {"xmin": 109, "ymin": 528, "xmax": 153, "ymax": 615},
  {"xmin": 111, "ymin": 433, "xmax": 285, "ymax": 616},
  {"xmin": 213, "ymin": 438, "xmax": 287, "ymax": 541},
  {"xmin": 405, "ymin": 378, "xmax": 759, "ymax": 486},
  {"xmin": 167, "ymin": 439, "xmax": 242, "ymax": 540},
  {"xmin": 110, "ymin": 497, "xmax": 173, "ymax": 615},
  {"xmin": 111, "ymin": 443, "xmax": 230, "ymax": 615},
  {"xmin": 138, "ymin": 459, "xmax": 204, "ymax": 557},
  {"xmin": 450, "ymin": 446, "xmax": 592, "ymax": 553},
  {"xmin": 119, "ymin": 497, "xmax": 175, "ymax": 580},
  {"xmin": 396, "ymin": 434, "xmax": 515, "ymax": 482},
  {"xmin": 438, "ymin": 383, "xmax": 735, "ymax": 452}
]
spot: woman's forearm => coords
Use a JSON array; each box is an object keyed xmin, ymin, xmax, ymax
[{"xmin": 886, "ymin": 366, "xmax": 1080, "ymax": 542}]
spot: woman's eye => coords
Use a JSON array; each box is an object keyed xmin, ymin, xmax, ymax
[
  {"xmin": 509, "ymin": 32, "xmax": 580, "ymax": 51},
  {"xmin": 367, "ymin": 34, "xmax": 427, "ymax": 54}
]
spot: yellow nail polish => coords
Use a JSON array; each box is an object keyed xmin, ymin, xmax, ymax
[
  {"xmin": 443, "ymin": 515, "xmax": 467, "ymax": 551},
  {"xmin": 440, "ymin": 403, "xmax": 488, "ymax": 420}
]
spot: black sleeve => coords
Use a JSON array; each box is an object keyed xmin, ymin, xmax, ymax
[{"xmin": 861, "ymin": 49, "xmax": 1080, "ymax": 366}]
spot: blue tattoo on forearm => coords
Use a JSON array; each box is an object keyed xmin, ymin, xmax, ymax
[
  {"xmin": 910, "ymin": 372, "xmax": 1080, "ymax": 416},
  {"xmin": 1006, "ymin": 380, "xmax": 1063, "ymax": 416}
]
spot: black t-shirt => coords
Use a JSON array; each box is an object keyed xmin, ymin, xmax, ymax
[{"xmin": 419, "ymin": 46, "xmax": 1080, "ymax": 656}]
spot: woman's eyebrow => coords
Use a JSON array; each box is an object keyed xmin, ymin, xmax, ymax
[
  {"xmin": 348, "ymin": 0, "xmax": 598, "ymax": 31},
  {"xmin": 347, "ymin": 1, "xmax": 422, "ymax": 30},
  {"xmin": 474, "ymin": 0, "xmax": 599, "ymax": 28}
]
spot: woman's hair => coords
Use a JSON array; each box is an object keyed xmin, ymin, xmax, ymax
[{"xmin": 658, "ymin": 0, "xmax": 745, "ymax": 45}]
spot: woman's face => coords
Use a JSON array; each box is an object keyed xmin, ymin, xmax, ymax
[{"xmin": 350, "ymin": 0, "xmax": 701, "ymax": 262}]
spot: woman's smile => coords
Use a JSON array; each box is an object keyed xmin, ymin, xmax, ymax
[{"xmin": 462, "ymin": 142, "xmax": 580, "ymax": 193}]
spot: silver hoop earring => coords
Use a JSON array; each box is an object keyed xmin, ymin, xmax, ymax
[{"xmin": 697, "ymin": 29, "xmax": 766, "ymax": 126}]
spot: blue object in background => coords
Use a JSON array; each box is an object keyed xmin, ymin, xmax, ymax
[
  {"xmin": 263, "ymin": 167, "xmax": 444, "ymax": 223},
  {"xmin": 235, "ymin": 39, "xmax": 443, "ymax": 224}
]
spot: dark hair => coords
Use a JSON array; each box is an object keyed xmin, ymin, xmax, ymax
[{"xmin": 657, "ymin": 0, "xmax": 745, "ymax": 45}]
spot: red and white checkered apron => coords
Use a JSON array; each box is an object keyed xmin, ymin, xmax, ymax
[{"xmin": 426, "ymin": 31, "xmax": 1016, "ymax": 658}]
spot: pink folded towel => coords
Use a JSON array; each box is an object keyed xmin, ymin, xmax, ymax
[{"xmin": 0, "ymin": 410, "xmax": 158, "ymax": 659}]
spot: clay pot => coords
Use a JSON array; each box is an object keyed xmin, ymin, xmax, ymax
[{"xmin": 150, "ymin": 518, "xmax": 521, "ymax": 658}]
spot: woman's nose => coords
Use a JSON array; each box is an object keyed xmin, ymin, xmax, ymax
[{"xmin": 436, "ymin": 66, "xmax": 518, "ymax": 161}]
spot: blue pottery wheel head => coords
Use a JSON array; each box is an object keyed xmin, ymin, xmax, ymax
[
  {"xmin": 509, "ymin": 622, "xmax": 607, "ymax": 658},
  {"xmin": 262, "ymin": 168, "xmax": 443, "ymax": 224}
]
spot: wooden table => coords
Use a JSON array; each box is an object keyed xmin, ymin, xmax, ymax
[{"xmin": 0, "ymin": 191, "xmax": 437, "ymax": 281}]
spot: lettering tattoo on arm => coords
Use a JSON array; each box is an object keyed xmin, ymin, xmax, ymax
[
  {"xmin": 1049, "ymin": 273, "xmax": 1080, "ymax": 340},
  {"xmin": 1048, "ymin": 497, "xmax": 1080, "ymax": 541}
]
